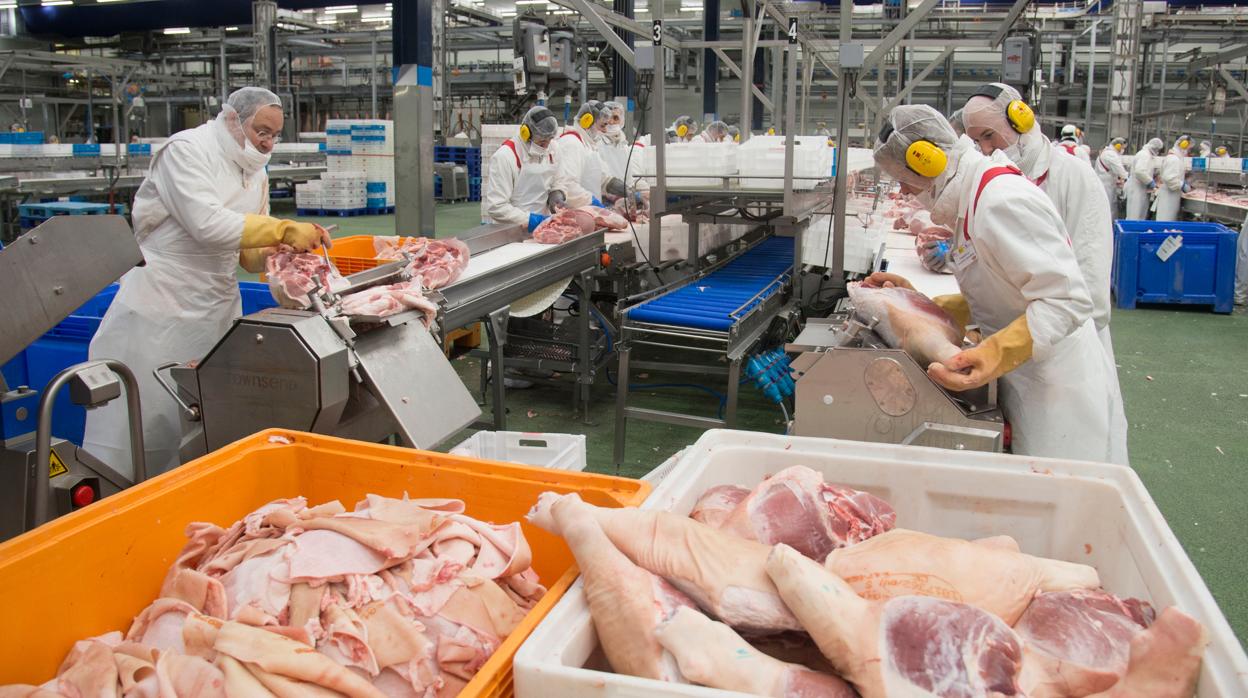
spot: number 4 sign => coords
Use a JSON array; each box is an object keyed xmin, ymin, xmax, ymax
[{"xmin": 788, "ymin": 17, "xmax": 798, "ymax": 44}]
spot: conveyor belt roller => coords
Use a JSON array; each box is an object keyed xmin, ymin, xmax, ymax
[{"xmin": 625, "ymin": 236, "xmax": 794, "ymax": 331}]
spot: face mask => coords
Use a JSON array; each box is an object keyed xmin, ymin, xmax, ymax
[
  {"xmin": 606, "ymin": 124, "xmax": 623, "ymax": 136},
  {"xmin": 914, "ymin": 187, "xmax": 937, "ymax": 211},
  {"xmin": 528, "ymin": 142, "xmax": 548, "ymax": 159},
  {"xmin": 235, "ymin": 137, "xmax": 272, "ymax": 174}
]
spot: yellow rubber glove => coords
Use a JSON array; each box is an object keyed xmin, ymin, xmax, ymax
[
  {"xmin": 862, "ymin": 271, "xmax": 914, "ymax": 290},
  {"xmin": 242, "ymin": 214, "xmax": 322, "ymax": 252},
  {"xmin": 238, "ymin": 247, "xmax": 275, "ymax": 273},
  {"xmin": 931, "ymin": 293, "xmax": 971, "ymax": 334},
  {"xmin": 927, "ymin": 314, "xmax": 1032, "ymax": 391}
]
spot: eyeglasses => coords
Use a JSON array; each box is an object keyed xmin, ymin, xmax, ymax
[{"xmin": 246, "ymin": 122, "xmax": 282, "ymax": 144}]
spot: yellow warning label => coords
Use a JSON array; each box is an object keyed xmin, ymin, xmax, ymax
[{"xmin": 49, "ymin": 450, "xmax": 68, "ymax": 478}]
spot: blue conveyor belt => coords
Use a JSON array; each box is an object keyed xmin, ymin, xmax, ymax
[{"xmin": 626, "ymin": 236, "xmax": 794, "ymax": 331}]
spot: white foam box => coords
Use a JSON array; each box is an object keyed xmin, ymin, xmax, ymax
[
  {"xmin": 1208, "ymin": 157, "xmax": 1243, "ymax": 173},
  {"xmin": 737, "ymin": 136, "xmax": 833, "ymax": 190},
  {"xmin": 514, "ymin": 429, "xmax": 1248, "ymax": 698},
  {"xmin": 641, "ymin": 142, "xmax": 737, "ymax": 188},
  {"xmin": 448, "ymin": 431, "xmax": 587, "ymax": 472},
  {"xmin": 802, "ymin": 216, "xmax": 889, "ymax": 275}
]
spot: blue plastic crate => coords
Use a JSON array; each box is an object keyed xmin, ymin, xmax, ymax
[
  {"xmin": 19, "ymin": 201, "xmax": 112, "ymax": 219},
  {"xmin": 72, "ymin": 143, "xmax": 101, "ymax": 156},
  {"xmin": 0, "ymin": 132, "xmax": 43, "ymax": 145},
  {"xmin": 1112, "ymin": 220, "xmax": 1238, "ymax": 313},
  {"xmin": 127, "ymin": 143, "xmax": 152, "ymax": 155},
  {"xmin": 0, "ymin": 282, "xmax": 276, "ymax": 445}
]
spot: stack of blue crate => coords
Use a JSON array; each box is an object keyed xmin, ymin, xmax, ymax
[{"xmin": 433, "ymin": 146, "xmax": 482, "ymax": 201}]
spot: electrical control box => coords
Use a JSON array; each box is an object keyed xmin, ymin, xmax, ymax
[
  {"xmin": 1002, "ymin": 35, "xmax": 1032, "ymax": 85},
  {"xmin": 513, "ymin": 19, "xmax": 551, "ymax": 75}
]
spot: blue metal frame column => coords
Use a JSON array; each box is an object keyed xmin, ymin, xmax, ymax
[{"xmin": 702, "ymin": 0, "xmax": 719, "ymax": 118}]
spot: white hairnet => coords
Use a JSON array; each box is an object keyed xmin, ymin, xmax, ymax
[
  {"xmin": 873, "ymin": 104, "xmax": 958, "ymax": 190},
  {"xmin": 704, "ymin": 120, "xmax": 729, "ymax": 141},
  {"xmin": 521, "ymin": 105, "xmax": 559, "ymax": 142},
  {"xmin": 961, "ymin": 83, "xmax": 1027, "ymax": 145},
  {"xmin": 226, "ymin": 87, "xmax": 282, "ymax": 123},
  {"xmin": 1060, "ymin": 124, "xmax": 1078, "ymax": 140},
  {"xmin": 948, "ymin": 109, "xmax": 965, "ymax": 136},
  {"xmin": 603, "ymin": 100, "xmax": 626, "ymax": 122},
  {"xmin": 1110, "ymin": 137, "xmax": 1127, "ymax": 147},
  {"xmin": 1146, "ymin": 138, "xmax": 1165, "ymax": 155}
]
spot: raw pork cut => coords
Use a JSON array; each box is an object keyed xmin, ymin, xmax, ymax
[
  {"xmin": 824, "ymin": 529, "xmax": 1101, "ymax": 625},
  {"xmin": 653, "ymin": 606, "xmax": 857, "ymax": 698},
  {"xmin": 766, "ymin": 543, "xmax": 1027, "ymax": 698},
  {"xmin": 584, "ymin": 205, "xmax": 629, "ymax": 230},
  {"xmin": 1016, "ymin": 590, "xmax": 1155, "ymax": 697},
  {"xmin": 527, "ymin": 492, "xmax": 802, "ymax": 633},
  {"xmin": 1085, "ymin": 607, "xmax": 1207, "ymax": 698},
  {"xmin": 338, "ymin": 280, "xmax": 438, "ymax": 327},
  {"xmin": 847, "ymin": 281, "xmax": 965, "ymax": 366},
  {"xmin": 711, "ymin": 465, "xmax": 896, "ymax": 560},
  {"xmin": 533, "ymin": 208, "xmax": 596, "ymax": 244},
  {"xmin": 372, "ymin": 236, "xmax": 471, "ymax": 289},
  {"xmin": 689, "ymin": 485, "xmax": 750, "ymax": 528},
  {"xmin": 539, "ymin": 487, "xmax": 694, "ymax": 681},
  {"xmin": 266, "ymin": 251, "xmax": 350, "ymax": 309}
]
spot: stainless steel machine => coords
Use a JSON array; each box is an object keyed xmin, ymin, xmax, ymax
[
  {"xmin": 787, "ymin": 312, "xmax": 1006, "ymax": 453},
  {"xmin": 0, "ymin": 215, "xmax": 147, "ymax": 540},
  {"xmin": 162, "ymin": 220, "xmax": 609, "ymax": 459},
  {"xmin": 161, "ymin": 261, "xmax": 482, "ymax": 464}
]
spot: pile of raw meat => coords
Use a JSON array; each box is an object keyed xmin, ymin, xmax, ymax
[
  {"xmin": 372, "ymin": 236, "xmax": 471, "ymax": 289},
  {"xmin": 528, "ymin": 465, "xmax": 1208, "ymax": 698},
  {"xmin": 339, "ymin": 281, "xmax": 439, "ymax": 327},
  {"xmin": 532, "ymin": 206, "xmax": 627, "ymax": 244},
  {"xmin": 1182, "ymin": 186, "xmax": 1248, "ymax": 209},
  {"xmin": 8, "ymin": 494, "xmax": 546, "ymax": 697},
  {"xmin": 265, "ymin": 251, "xmax": 350, "ymax": 309}
]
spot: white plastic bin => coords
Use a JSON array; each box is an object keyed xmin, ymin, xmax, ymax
[
  {"xmin": 514, "ymin": 429, "xmax": 1248, "ymax": 698},
  {"xmin": 450, "ymin": 431, "xmax": 587, "ymax": 472}
]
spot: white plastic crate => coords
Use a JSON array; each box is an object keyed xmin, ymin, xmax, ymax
[
  {"xmin": 514, "ymin": 429, "xmax": 1248, "ymax": 698},
  {"xmin": 1209, "ymin": 157, "xmax": 1243, "ymax": 173},
  {"xmin": 449, "ymin": 431, "xmax": 587, "ymax": 472},
  {"xmin": 736, "ymin": 135, "xmax": 833, "ymax": 190},
  {"xmin": 802, "ymin": 216, "xmax": 888, "ymax": 274},
  {"xmin": 640, "ymin": 142, "xmax": 737, "ymax": 188}
]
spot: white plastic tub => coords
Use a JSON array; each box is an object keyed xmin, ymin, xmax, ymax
[
  {"xmin": 514, "ymin": 429, "xmax": 1248, "ymax": 698},
  {"xmin": 450, "ymin": 430, "xmax": 587, "ymax": 471}
]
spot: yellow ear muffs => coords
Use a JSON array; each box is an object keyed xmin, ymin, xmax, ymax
[
  {"xmin": 1004, "ymin": 100, "xmax": 1035, "ymax": 134},
  {"xmin": 519, "ymin": 124, "xmax": 532, "ymax": 142},
  {"xmin": 579, "ymin": 111, "xmax": 595, "ymax": 130},
  {"xmin": 972, "ymin": 84, "xmax": 1034, "ymax": 134},
  {"xmin": 733, "ymin": 133, "xmax": 740, "ymax": 142},
  {"xmin": 1217, "ymin": 147, "xmax": 1228, "ymax": 156},
  {"xmin": 1114, "ymin": 143, "xmax": 1124, "ymax": 152},
  {"xmin": 767, "ymin": 127, "xmax": 776, "ymax": 135},
  {"xmin": 676, "ymin": 124, "xmax": 689, "ymax": 138},
  {"xmin": 1179, "ymin": 138, "xmax": 1190, "ymax": 150},
  {"xmin": 905, "ymin": 140, "xmax": 948, "ymax": 179}
]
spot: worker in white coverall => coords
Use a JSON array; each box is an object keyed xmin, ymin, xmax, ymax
[
  {"xmin": 1238, "ymin": 211, "xmax": 1248, "ymax": 306},
  {"xmin": 1095, "ymin": 137, "xmax": 1129, "ymax": 216},
  {"xmin": 1155, "ymin": 135, "xmax": 1192, "ymax": 221},
  {"xmin": 867, "ymin": 105, "xmax": 1128, "ymax": 465},
  {"xmin": 670, "ymin": 115, "xmax": 698, "ymax": 143},
  {"xmin": 1198, "ymin": 141, "xmax": 1213, "ymax": 158},
  {"xmin": 1125, "ymin": 138, "xmax": 1164, "ymax": 219},
  {"xmin": 1058, "ymin": 124, "xmax": 1092, "ymax": 166},
  {"xmin": 727, "ymin": 125, "xmax": 741, "ymax": 143},
  {"xmin": 482, "ymin": 105, "xmax": 560, "ymax": 232},
  {"xmin": 961, "ymin": 83, "xmax": 1117, "ymax": 358},
  {"xmin": 597, "ymin": 100, "xmax": 650, "ymax": 216},
  {"xmin": 1215, "ymin": 145, "xmax": 1231, "ymax": 158},
  {"xmin": 549, "ymin": 100, "xmax": 626, "ymax": 210},
  {"xmin": 84, "ymin": 88, "xmax": 329, "ymax": 478},
  {"xmin": 698, "ymin": 120, "xmax": 730, "ymax": 143}
]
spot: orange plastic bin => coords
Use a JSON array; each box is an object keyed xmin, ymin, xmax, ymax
[
  {"xmin": 319, "ymin": 234, "xmax": 418, "ymax": 275},
  {"xmin": 0, "ymin": 429, "xmax": 648, "ymax": 698}
]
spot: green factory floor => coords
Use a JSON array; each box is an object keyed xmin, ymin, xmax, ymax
[{"xmin": 262, "ymin": 199, "xmax": 1248, "ymax": 647}]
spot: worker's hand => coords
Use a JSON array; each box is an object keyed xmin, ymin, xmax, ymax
[
  {"xmin": 546, "ymin": 190, "xmax": 567, "ymax": 213},
  {"xmin": 313, "ymin": 223, "xmax": 333, "ymax": 250},
  {"xmin": 528, "ymin": 211, "xmax": 549, "ymax": 233},
  {"xmin": 1182, "ymin": 181, "xmax": 1193, "ymax": 194},
  {"xmin": 604, "ymin": 177, "xmax": 628, "ymax": 200},
  {"xmin": 590, "ymin": 196, "xmax": 604, "ymax": 208},
  {"xmin": 918, "ymin": 240, "xmax": 950, "ymax": 272},
  {"xmin": 862, "ymin": 271, "xmax": 914, "ymax": 290},
  {"xmin": 927, "ymin": 347, "xmax": 996, "ymax": 392},
  {"xmin": 279, "ymin": 220, "xmax": 323, "ymax": 252}
]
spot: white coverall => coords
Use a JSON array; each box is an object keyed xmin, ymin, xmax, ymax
[
  {"xmin": 938, "ymin": 145, "xmax": 1128, "ymax": 464},
  {"xmin": 481, "ymin": 133, "xmax": 556, "ymax": 226},
  {"xmin": 1009, "ymin": 134, "xmax": 1116, "ymax": 355},
  {"xmin": 1124, "ymin": 147, "xmax": 1156, "ymax": 220},
  {"xmin": 1095, "ymin": 145, "xmax": 1128, "ymax": 214},
  {"xmin": 1237, "ymin": 211, "xmax": 1248, "ymax": 306},
  {"xmin": 1058, "ymin": 140, "xmax": 1092, "ymax": 167},
  {"xmin": 1155, "ymin": 148, "xmax": 1186, "ymax": 221},
  {"xmin": 84, "ymin": 118, "xmax": 269, "ymax": 478},
  {"xmin": 552, "ymin": 125, "xmax": 611, "ymax": 208},
  {"xmin": 599, "ymin": 131, "xmax": 647, "ymax": 191}
]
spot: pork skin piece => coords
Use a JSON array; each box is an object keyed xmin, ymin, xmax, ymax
[{"xmin": 824, "ymin": 529, "xmax": 1101, "ymax": 625}]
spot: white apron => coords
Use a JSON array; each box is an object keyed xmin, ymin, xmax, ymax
[
  {"xmin": 512, "ymin": 151, "xmax": 556, "ymax": 216},
  {"xmin": 83, "ymin": 123, "xmax": 267, "ymax": 479},
  {"xmin": 1154, "ymin": 184, "xmax": 1182, "ymax": 221},
  {"xmin": 952, "ymin": 162, "xmax": 1128, "ymax": 465}
]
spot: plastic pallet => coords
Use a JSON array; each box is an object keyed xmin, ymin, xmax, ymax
[
  {"xmin": 364, "ymin": 206, "xmax": 395, "ymax": 215},
  {"xmin": 295, "ymin": 207, "xmax": 368, "ymax": 217},
  {"xmin": 18, "ymin": 202, "xmax": 112, "ymax": 219}
]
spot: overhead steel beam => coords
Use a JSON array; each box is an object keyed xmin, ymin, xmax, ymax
[
  {"xmin": 862, "ymin": 0, "xmax": 942, "ymax": 71},
  {"xmin": 1192, "ymin": 44, "xmax": 1248, "ymax": 71},
  {"xmin": 713, "ymin": 47, "xmax": 776, "ymax": 111},
  {"xmin": 1219, "ymin": 67, "xmax": 1248, "ymax": 102},
  {"xmin": 883, "ymin": 45, "xmax": 956, "ymax": 111},
  {"xmin": 564, "ymin": 0, "xmax": 636, "ymax": 67},
  {"xmin": 989, "ymin": 0, "xmax": 1033, "ymax": 48}
]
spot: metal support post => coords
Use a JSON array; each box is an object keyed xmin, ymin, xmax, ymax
[
  {"xmin": 649, "ymin": 6, "xmax": 667, "ymax": 264},
  {"xmin": 219, "ymin": 29, "xmax": 228, "ymax": 105},
  {"xmin": 740, "ymin": 0, "xmax": 754, "ymax": 142},
  {"xmin": 576, "ymin": 271, "xmax": 594, "ymax": 423},
  {"xmin": 1084, "ymin": 21, "xmax": 1097, "ymax": 137},
  {"xmin": 703, "ymin": 0, "xmax": 719, "ymax": 117},
  {"xmin": 613, "ymin": 344, "xmax": 631, "ymax": 471},
  {"xmin": 393, "ymin": 0, "xmax": 436, "ymax": 236},
  {"xmin": 252, "ymin": 1, "xmax": 277, "ymax": 91},
  {"xmin": 831, "ymin": 70, "xmax": 855, "ymax": 279},
  {"xmin": 371, "ymin": 33, "xmax": 378, "ymax": 118},
  {"xmin": 485, "ymin": 307, "xmax": 509, "ymax": 430}
]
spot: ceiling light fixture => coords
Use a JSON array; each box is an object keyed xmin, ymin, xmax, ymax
[
  {"xmin": 163, "ymin": 27, "xmax": 191, "ymax": 34},
  {"xmin": 514, "ymin": 0, "xmax": 548, "ymax": 5},
  {"xmin": 42, "ymin": 0, "xmax": 75, "ymax": 6},
  {"xmin": 97, "ymin": 0, "xmax": 129, "ymax": 3},
  {"xmin": 361, "ymin": 13, "xmax": 390, "ymax": 21},
  {"xmin": 317, "ymin": 16, "xmax": 337, "ymax": 23},
  {"xmin": 323, "ymin": 4, "xmax": 358, "ymax": 13},
  {"xmin": 0, "ymin": 1, "xmax": 19, "ymax": 8},
  {"xmin": 225, "ymin": 26, "xmax": 239, "ymax": 31}
]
